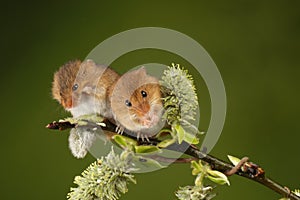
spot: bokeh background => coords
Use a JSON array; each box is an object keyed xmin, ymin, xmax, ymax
[{"xmin": 1, "ymin": 1, "xmax": 300, "ymax": 199}]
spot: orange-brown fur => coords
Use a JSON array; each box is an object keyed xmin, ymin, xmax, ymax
[
  {"xmin": 52, "ymin": 59, "xmax": 119, "ymax": 118},
  {"xmin": 110, "ymin": 67, "xmax": 163, "ymax": 137},
  {"xmin": 52, "ymin": 60, "xmax": 81, "ymax": 109}
]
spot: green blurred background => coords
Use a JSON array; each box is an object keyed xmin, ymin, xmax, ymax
[{"xmin": 1, "ymin": 1, "xmax": 300, "ymax": 199}]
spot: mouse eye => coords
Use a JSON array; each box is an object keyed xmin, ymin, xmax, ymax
[
  {"xmin": 141, "ymin": 90, "xmax": 147, "ymax": 97},
  {"xmin": 125, "ymin": 100, "xmax": 132, "ymax": 107},
  {"xmin": 72, "ymin": 83, "xmax": 78, "ymax": 91}
]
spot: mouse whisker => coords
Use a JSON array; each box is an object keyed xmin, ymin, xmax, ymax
[
  {"xmin": 130, "ymin": 105, "xmax": 147, "ymax": 115},
  {"xmin": 149, "ymin": 98, "xmax": 162, "ymax": 105}
]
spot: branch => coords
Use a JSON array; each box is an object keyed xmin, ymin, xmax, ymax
[
  {"xmin": 184, "ymin": 146, "xmax": 299, "ymax": 200},
  {"xmin": 46, "ymin": 120, "xmax": 300, "ymax": 200}
]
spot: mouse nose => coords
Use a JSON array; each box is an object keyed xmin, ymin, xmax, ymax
[
  {"xmin": 63, "ymin": 99, "xmax": 73, "ymax": 109},
  {"xmin": 140, "ymin": 102, "xmax": 150, "ymax": 113},
  {"xmin": 134, "ymin": 102, "xmax": 150, "ymax": 121}
]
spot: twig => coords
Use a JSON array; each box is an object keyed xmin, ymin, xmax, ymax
[
  {"xmin": 184, "ymin": 145, "xmax": 299, "ymax": 200},
  {"xmin": 46, "ymin": 120, "xmax": 300, "ymax": 200},
  {"xmin": 46, "ymin": 121, "xmax": 75, "ymax": 130}
]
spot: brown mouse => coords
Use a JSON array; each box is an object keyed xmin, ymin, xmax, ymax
[
  {"xmin": 110, "ymin": 67, "xmax": 164, "ymax": 139},
  {"xmin": 52, "ymin": 59, "xmax": 120, "ymax": 118},
  {"xmin": 52, "ymin": 59, "xmax": 81, "ymax": 110}
]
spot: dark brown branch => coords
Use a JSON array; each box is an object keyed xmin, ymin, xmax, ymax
[
  {"xmin": 183, "ymin": 145, "xmax": 299, "ymax": 200},
  {"xmin": 147, "ymin": 155, "xmax": 197, "ymax": 163},
  {"xmin": 46, "ymin": 120, "xmax": 300, "ymax": 200},
  {"xmin": 46, "ymin": 121, "xmax": 75, "ymax": 130}
]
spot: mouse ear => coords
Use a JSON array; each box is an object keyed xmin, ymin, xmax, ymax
[
  {"xmin": 82, "ymin": 59, "xmax": 97, "ymax": 69},
  {"xmin": 135, "ymin": 66, "xmax": 147, "ymax": 76},
  {"xmin": 76, "ymin": 59, "xmax": 96, "ymax": 77}
]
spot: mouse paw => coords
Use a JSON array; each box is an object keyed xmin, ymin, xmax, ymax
[
  {"xmin": 115, "ymin": 125, "xmax": 125, "ymax": 134},
  {"xmin": 137, "ymin": 132, "xmax": 150, "ymax": 142}
]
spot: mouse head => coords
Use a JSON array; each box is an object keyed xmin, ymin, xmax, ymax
[
  {"xmin": 52, "ymin": 59, "xmax": 109, "ymax": 110},
  {"xmin": 72, "ymin": 59, "xmax": 108, "ymax": 97},
  {"xmin": 52, "ymin": 60, "xmax": 81, "ymax": 109},
  {"xmin": 111, "ymin": 67, "xmax": 163, "ymax": 134}
]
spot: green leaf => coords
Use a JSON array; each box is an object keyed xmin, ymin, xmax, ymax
[
  {"xmin": 174, "ymin": 124, "xmax": 185, "ymax": 144},
  {"xmin": 155, "ymin": 128, "xmax": 173, "ymax": 138},
  {"xmin": 207, "ymin": 175, "xmax": 230, "ymax": 186},
  {"xmin": 133, "ymin": 156, "xmax": 166, "ymax": 169},
  {"xmin": 134, "ymin": 145, "xmax": 161, "ymax": 154},
  {"xmin": 157, "ymin": 138, "xmax": 176, "ymax": 148},
  {"xmin": 227, "ymin": 155, "xmax": 241, "ymax": 166},
  {"xmin": 112, "ymin": 135, "xmax": 137, "ymax": 149},
  {"xmin": 191, "ymin": 160, "xmax": 203, "ymax": 175},
  {"xmin": 207, "ymin": 169, "xmax": 230, "ymax": 185},
  {"xmin": 77, "ymin": 114, "xmax": 104, "ymax": 123},
  {"xmin": 173, "ymin": 123, "xmax": 200, "ymax": 145},
  {"xmin": 183, "ymin": 131, "xmax": 199, "ymax": 145}
]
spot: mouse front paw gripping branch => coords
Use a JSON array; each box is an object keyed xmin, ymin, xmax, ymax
[{"xmin": 47, "ymin": 62, "xmax": 300, "ymax": 200}]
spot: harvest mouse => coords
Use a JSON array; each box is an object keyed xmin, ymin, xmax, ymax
[
  {"xmin": 52, "ymin": 59, "xmax": 120, "ymax": 158},
  {"xmin": 110, "ymin": 67, "xmax": 164, "ymax": 139},
  {"xmin": 52, "ymin": 59, "xmax": 120, "ymax": 119}
]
